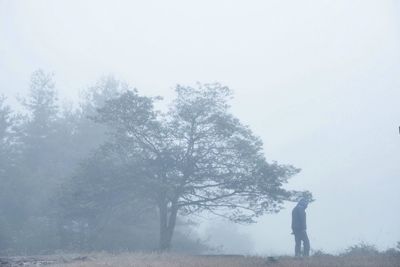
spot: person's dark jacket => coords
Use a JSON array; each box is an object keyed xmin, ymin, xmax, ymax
[{"xmin": 291, "ymin": 204, "xmax": 307, "ymax": 233}]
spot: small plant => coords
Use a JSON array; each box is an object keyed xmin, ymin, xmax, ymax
[
  {"xmin": 342, "ymin": 242, "xmax": 379, "ymax": 256},
  {"xmin": 312, "ymin": 249, "xmax": 332, "ymax": 257}
]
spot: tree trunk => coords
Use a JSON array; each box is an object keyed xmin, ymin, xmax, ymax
[{"xmin": 158, "ymin": 201, "xmax": 178, "ymax": 251}]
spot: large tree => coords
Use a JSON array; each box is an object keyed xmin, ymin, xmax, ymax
[
  {"xmin": 57, "ymin": 77, "xmax": 167, "ymax": 252},
  {"xmin": 0, "ymin": 95, "xmax": 14, "ymax": 174},
  {"xmin": 92, "ymin": 83, "xmax": 310, "ymax": 251},
  {"xmin": 0, "ymin": 96, "xmax": 24, "ymax": 250},
  {"xmin": 20, "ymin": 70, "xmax": 60, "ymax": 176}
]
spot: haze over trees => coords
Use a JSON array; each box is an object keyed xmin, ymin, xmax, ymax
[{"xmin": 0, "ymin": 70, "xmax": 310, "ymax": 254}]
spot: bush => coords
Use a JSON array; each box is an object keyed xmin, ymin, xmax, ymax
[
  {"xmin": 342, "ymin": 242, "xmax": 379, "ymax": 256},
  {"xmin": 312, "ymin": 249, "xmax": 333, "ymax": 257},
  {"xmin": 384, "ymin": 241, "xmax": 400, "ymax": 256}
]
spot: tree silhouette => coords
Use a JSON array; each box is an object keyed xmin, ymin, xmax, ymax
[{"xmin": 91, "ymin": 83, "xmax": 310, "ymax": 250}]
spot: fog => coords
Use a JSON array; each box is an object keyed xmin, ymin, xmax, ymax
[{"xmin": 1, "ymin": 0, "xmax": 400, "ymax": 255}]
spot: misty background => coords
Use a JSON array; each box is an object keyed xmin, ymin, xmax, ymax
[{"xmin": 1, "ymin": 0, "xmax": 400, "ymax": 255}]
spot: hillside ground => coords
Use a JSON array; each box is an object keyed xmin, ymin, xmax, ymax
[{"xmin": 39, "ymin": 252, "xmax": 400, "ymax": 267}]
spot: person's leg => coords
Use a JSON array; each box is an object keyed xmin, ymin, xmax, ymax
[
  {"xmin": 294, "ymin": 233, "xmax": 301, "ymax": 257},
  {"xmin": 302, "ymin": 231, "xmax": 310, "ymax": 257}
]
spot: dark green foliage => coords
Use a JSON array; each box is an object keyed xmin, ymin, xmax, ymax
[
  {"xmin": 0, "ymin": 96, "xmax": 22, "ymax": 251},
  {"xmin": 0, "ymin": 72, "xmax": 161, "ymax": 254}
]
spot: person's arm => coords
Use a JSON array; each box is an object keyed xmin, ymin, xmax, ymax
[
  {"xmin": 292, "ymin": 208, "xmax": 301, "ymax": 233},
  {"xmin": 291, "ymin": 210, "xmax": 295, "ymax": 232},
  {"xmin": 300, "ymin": 209, "xmax": 307, "ymax": 231},
  {"xmin": 291, "ymin": 210, "xmax": 295, "ymax": 233}
]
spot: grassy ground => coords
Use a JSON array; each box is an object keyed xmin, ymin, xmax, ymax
[{"xmin": 50, "ymin": 253, "xmax": 400, "ymax": 267}]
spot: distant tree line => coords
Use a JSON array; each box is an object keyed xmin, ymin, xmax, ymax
[{"xmin": 0, "ymin": 70, "xmax": 310, "ymax": 255}]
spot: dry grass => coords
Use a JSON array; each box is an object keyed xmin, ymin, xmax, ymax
[{"xmin": 50, "ymin": 253, "xmax": 400, "ymax": 267}]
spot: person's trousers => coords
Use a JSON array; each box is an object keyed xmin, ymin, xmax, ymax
[{"xmin": 294, "ymin": 231, "xmax": 310, "ymax": 257}]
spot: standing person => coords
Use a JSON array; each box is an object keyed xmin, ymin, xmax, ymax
[{"xmin": 291, "ymin": 199, "xmax": 310, "ymax": 257}]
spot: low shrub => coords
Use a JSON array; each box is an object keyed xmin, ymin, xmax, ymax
[{"xmin": 342, "ymin": 242, "xmax": 379, "ymax": 256}]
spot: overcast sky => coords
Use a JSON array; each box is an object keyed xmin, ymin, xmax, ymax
[{"xmin": 1, "ymin": 0, "xmax": 399, "ymax": 255}]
